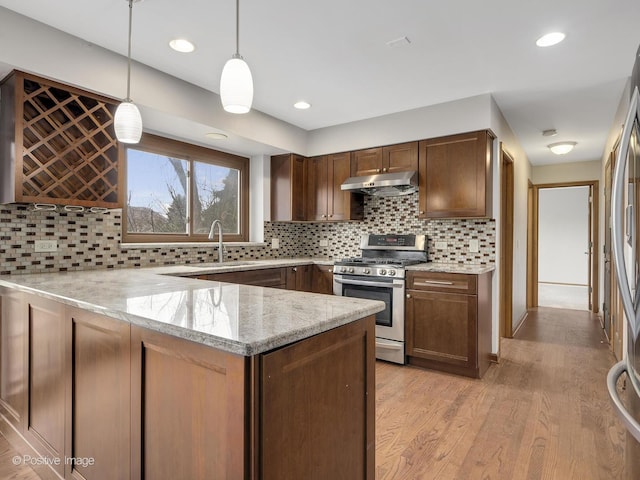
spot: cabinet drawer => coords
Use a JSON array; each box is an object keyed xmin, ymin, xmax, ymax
[{"xmin": 407, "ymin": 271, "xmax": 476, "ymax": 295}]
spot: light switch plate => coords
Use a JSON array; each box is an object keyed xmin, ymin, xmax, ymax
[
  {"xmin": 271, "ymin": 238, "xmax": 279, "ymax": 249},
  {"xmin": 35, "ymin": 240, "xmax": 58, "ymax": 252},
  {"xmin": 319, "ymin": 239, "xmax": 329, "ymax": 247},
  {"xmin": 435, "ymin": 241, "xmax": 447, "ymax": 250},
  {"xmin": 469, "ymin": 239, "xmax": 479, "ymax": 253}
]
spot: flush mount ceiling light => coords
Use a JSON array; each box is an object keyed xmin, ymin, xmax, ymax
[
  {"xmin": 114, "ymin": 0, "xmax": 143, "ymax": 144},
  {"xmin": 169, "ymin": 38, "xmax": 195, "ymax": 53},
  {"xmin": 536, "ymin": 32, "xmax": 566, "ymax": 47},
  {"xmin": 205, "ymin": 132, "xmax": 228, "ymax": 140},
  {"xmin": 542, "ymin": 129, "xmax": 558, "ymax": 137},
  {"xmin": 548, "ymin": 141, "xmax": 577, "ymax": 155},
  {"xmin": 293, "ymin": 101, "xmax": 311, "ymax": 110},
  {"xmin": 220, "ymin": 0, "xmax": 253, "ymax": 114}
]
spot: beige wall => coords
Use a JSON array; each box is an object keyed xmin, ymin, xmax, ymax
[{"xmin": 532, "ymin": 160, "xmax": 602, "ymax": 184}]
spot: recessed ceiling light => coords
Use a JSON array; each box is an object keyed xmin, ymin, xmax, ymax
[
  {"xmin": 294, "ymin": 101, "xmax": 311, "ymax": 110},
  {"xmin": 548, "ymin": 141, "xmax": 576, "ymax": 155},
  {"xmin": 205, "ymin": 132, "xmax": 228, "ymax": 140},
  {"xmin": 169, "ymin": 38, "xmax": 196, "ymax": 53},
  {"xmin": 536, "ymin": 32, "xmax": 566, "ymax": 47}
]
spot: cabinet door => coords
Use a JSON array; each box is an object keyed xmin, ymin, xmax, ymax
[
  {"xmin": 311, "ymin": 265, "xmax": 334, "ymax": 295},
  {"xmin": 271, "ymin": 154, "xmax": 306, "ymax": 221},
  {"xmin": 24, "ymin": 296, "xmax": 67, "ymax": 478},
  {"xmin": 383, "ymin": 141, "xmax": 418, "ymax": 173},
  {"xmin": 351, "ymin": 148, "xmax": 383, "ymax": 176},
  {"xmin": 406, "ymin": 290, "xmax": 477, "ymax": 372},
  {"xmin": 260, "ymin": 317, "xmax": 375, "ymax": 480},
  {"xmin": 131, "ymin": 326, "xmax": 246, "ymax": 480},
  {"xmin": 328, "ymin": 152, "xmax": 358, "ymax": 221},
  {"xmin": 67, "ymin": 308, "xmax": 131, "ymax": 479},
  {"xmin": 0, "ymin": 288, "xmax": 27, "ymax": 430},
  {"xmin": 418, "ymin": 130, "xmax": 493, "ymax": 218},
  {"xmin": 286, "ymin": 265, "xmax": 312, "ymax": 292},
  {"xmin": 307, "ymin": 155, "xmax": 329, "ymax": 221}
]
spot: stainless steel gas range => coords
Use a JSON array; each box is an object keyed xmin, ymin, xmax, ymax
[{"xmin": 333, "ymin": 234, "xmax": 428, "ymax": 364}]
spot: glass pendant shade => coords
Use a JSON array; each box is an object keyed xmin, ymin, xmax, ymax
[
  {"xmin": 114, "ymin": 101, "xmax": 143, "ymax": 144},
  {"xmin": 220, "ymin": 55, "xmax": 253, "ymax": 114}
]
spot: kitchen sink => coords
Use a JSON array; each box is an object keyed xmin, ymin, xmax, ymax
[{"xmin": 190, "ymin": 261, "xmax": 255, "ymax": 268}]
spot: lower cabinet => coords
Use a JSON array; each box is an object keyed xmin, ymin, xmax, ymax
[
  {"xmin": 0, "ymin": 290, "xmax": 375, "ymax": 480},
  {"xmin": 285, "ymin": 264, "xmax": 312, "ymax": 292},
  {"xmin": 197, "ymin": 267, "xmax": 287, "ymax": 288},
  {"xmin": 405, "ymin": 271, "xmax": 492, "ymax": 378},
  {"xmin": 311, "ymin": 265, "xmax": 334, "ymax": 295}
]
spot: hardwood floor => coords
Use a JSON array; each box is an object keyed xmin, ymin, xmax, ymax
[
  {"xmin": 376, "ymin": 307, "xmax": 626, "ymax": 479},
  {"xmin": 0, "ymin": 307, "xmax": 626, "ymax": 479}
]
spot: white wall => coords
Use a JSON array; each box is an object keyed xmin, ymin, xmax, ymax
[
  {"xmin": 538, "ymin": 187, "xmax": 590, "ymax": 285},
  {"xmin": 249, "ymin": 155, "xmax": 270, "ymax": 242},
  {"xmin": 489, "ymin": 97, "xmax": 532, "ymax": 337}
]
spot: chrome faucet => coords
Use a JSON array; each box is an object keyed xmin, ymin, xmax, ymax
[{"xmin": 208, "ymin": 219, "xmax": 225, "ymax": 263}]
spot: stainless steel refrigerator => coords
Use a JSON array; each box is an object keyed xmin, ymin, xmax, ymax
[{"xmin": 609, "ymin": 43, "xmax": 640, "ymax": 479}]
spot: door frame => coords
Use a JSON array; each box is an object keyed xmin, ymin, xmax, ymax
[
  {"xmin": 529, "ymin": 181, "xmax": 600, "ymax": 313},
  {"xmin": 499, "ymin": 144, "xmax": 514, "ymax": 339}
]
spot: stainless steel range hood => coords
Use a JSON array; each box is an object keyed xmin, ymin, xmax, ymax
[{"xmin": 340, "ymin": 171, "xmax": 418, "ymax": 197}]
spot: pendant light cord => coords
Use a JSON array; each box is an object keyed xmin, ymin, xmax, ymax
[
  {"xmin": 235, "ymin": 0, "xmax": 240, "ymax": 56},
  {"xmin": 126, "ymin": 0, "xmax": 133, "ymax": 101}
]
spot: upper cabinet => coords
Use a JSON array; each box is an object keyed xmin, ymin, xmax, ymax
[
  {"xmin": 418, "ymin": 130, "xmax": 494, "ymax": 219},
  {"xmin": 0, "ymin": 71, "xmax": 123, "ymax": 208},
  {"xmin": 351, "ymin": 141, "xmax": 418, "ymax": 176},
  {"xmin": 308, "ymin": 152, "xmax": 363, "ymax": 221},
  {"xmin": 271, "ymin": 153, "xmax": 307, "ymax": 222}
]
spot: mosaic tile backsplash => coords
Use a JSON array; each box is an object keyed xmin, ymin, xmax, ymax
[{"xmin": 0, "ymin": 193, "xmax": 494, "ymax": 275}]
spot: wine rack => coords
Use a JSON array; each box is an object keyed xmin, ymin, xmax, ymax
[{"xmin": 0, "ymin": 71, "xmax": 123, "ymax": 208}]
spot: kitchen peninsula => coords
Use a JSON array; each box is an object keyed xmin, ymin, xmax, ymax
[{"xmin": 0, "ymin": 266, "xmax": 383, "ymax": 480}]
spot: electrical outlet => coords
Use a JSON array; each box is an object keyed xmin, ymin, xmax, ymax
[
  {"xmin": 319, "ymin": 239, "xmax": 329, "ymax": 247},
  {"xmin": 435, "ymin": 241, "xmax": 447, "ymax": 250},
  {"xmin": 469, "ymin": 239, "xmax": 479, "ymax": 253},
  {"xmin": 271, "ymin": 238, "xmax": 280, "ymax": 249},
  {"xmin": 35, "ymin": 240, "xmax": 58, "ymax": 252}
]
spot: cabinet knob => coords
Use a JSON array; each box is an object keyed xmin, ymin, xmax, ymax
[
  {"xmin": 419, "ymin": 211, "xmax": 425, "ymax": 215},
  {"xmin": 329, "ymin": 214, "xmax": 333, "ymax": 218},
  {"xmin": 322, "ymin": 214, "xmax": 326, "ymax": 218},
  {"xmin": 383, "ymin": 167, "xmax": 388, "ymax": 172},
  {"xmin": 328, "ymin": 269, "xmax": 333, "ymax": 273},
  {"xmin": 292, "ymin": 267, "xmax": 297, "ymax": 272},
  {"xmin": 406, "ymin": 294, "xmax": 411, "ymax": 299},
  {"xmin": 376, "ymin": 168, "xmax": 381, "ymax": 173}
]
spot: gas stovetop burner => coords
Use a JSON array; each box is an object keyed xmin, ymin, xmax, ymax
[{"xmin": 336, "ymin": 257, "xmax": 423, "ymax": 267}]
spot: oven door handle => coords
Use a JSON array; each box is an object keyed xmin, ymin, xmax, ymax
[{"xmin": 334, "ymin": 278, "xmax": 404, "ymax": 288}]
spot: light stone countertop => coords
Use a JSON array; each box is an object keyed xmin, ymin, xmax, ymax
[
  {"xmin": 407, "ymin": 262, "xmax": 496, "ymax": 275},
  {"xmin": 0, "ymin": 261, "xmax": 383, "ymax": 357}
]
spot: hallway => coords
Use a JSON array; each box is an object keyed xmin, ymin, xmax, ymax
[{"xmin": 375, "ymin": 307, "xmax": 626, "ymax": 479}]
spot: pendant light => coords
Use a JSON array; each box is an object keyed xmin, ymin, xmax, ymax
[
  {"xmin": 220, "ymin": 0, "xmax": 253, "ymax": 114},
  {"xmin": 114, "ymin": 0, "xmax": 143, "ymax": 144}
]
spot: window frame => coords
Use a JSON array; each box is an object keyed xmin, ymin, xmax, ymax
[{"xmin": 122, "ymin": 133, "xmax": 250, "ymax": 243}]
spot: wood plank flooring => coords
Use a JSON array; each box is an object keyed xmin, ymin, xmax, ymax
[
  {"xmin": 376, "ymin": 307, "xmax": 627, "ymax": 479},
  {"xmin": 0, "ymin": 307, "xmax": 627, "ymax": 479}
]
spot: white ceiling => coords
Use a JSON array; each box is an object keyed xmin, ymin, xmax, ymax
[{"xmin": 0, "ymin": 0, "xmax": 638, "ymax": 165}]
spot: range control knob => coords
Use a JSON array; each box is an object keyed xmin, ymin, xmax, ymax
[
  {"xmin": 379, "ymin": 269, "xmax": 387, "ymax": 275},
  {"xmin": 348, "ymin": 267, "xmax": 355, "ymax": 273},
  {"xmin": 363, "ymin": 269, "xmax": 371, "ymax": 275},
  {"xmin": 340, "ymin": 267, "xmax": 347, "ymax": 273},
  {"xmin": 388, "ymin": 270, "xmax": 396, "ymax": 276}
]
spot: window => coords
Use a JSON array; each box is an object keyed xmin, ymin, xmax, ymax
[{"xmin": 123, "ymin": 134, "xmax": 249, "ymax": 243}]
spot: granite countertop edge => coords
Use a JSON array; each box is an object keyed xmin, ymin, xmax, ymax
[{"xmin": 406, "ymin": 262, "xmax": 496, "ymax": 274}]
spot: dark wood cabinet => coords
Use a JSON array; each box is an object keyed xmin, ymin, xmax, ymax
[
  {"xmin": 130, "ymin": 326, "xmax": 246, "ymax": 480},
  {"xmin": 68, "ymin": 307, "xmax": 131, "ymax": 479},
  {"xmin": 0, "ymin": 288, "xmax": 27, "ymax": 431},
  {"xmin": 406, "ymin": 271, "xmax": 492, "ymax": 378},
  {"xmin": 418, "ymin": 130, "xmax": 494, "ymax": 218},
  {"xmin": 24, "ymin": 296, "xmax": 67, "ymax": 478},
  {"xmin": 285, "ymin": 264, "xmax": 312, "ymax": 292},
  {"xmin": 0, "ymin": 290, "xmax": 375, "ymax": 480},
  {"xmin": 311, "ymin": 264, "xmax": 334, "ymax": 295},
  {"xmin": 0, "ymin": 70, "xmax": 123, "ymax": 208},
  {"xmin": 308, "ymin": 153, "xmax": 363, "ymax": 221},
  {"xmin": 271, "ymin": 153, "xmax": 307, "ymax": 221},
  {"xmin": 260, "ymin": 316, "xmax": 375, "ymax": 480},
  {"xmin": 351, "ymin": 142, "xmax": 418, "ymax": 176}
]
